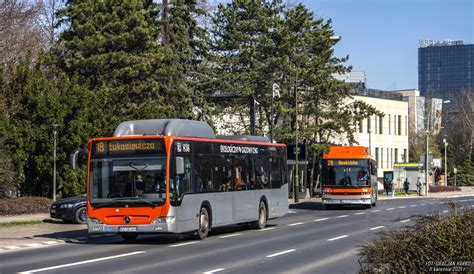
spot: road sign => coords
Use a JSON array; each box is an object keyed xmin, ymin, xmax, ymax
[{"xmin": 453, "ymin": 167, "xmax": 457, "ymax": 174}]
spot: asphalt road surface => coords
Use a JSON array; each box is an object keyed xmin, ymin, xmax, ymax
[{"xmin": 1, "ymin": 196, "xmax": 473, "ymax": 274}]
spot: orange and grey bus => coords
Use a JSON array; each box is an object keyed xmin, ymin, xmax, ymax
[
  {"xmin": 71, "ymin": 119, "xmax": 288, "ymax": 241},
  {"xmin": 321, "ymin": 146, "xmax": 378, "ymax": 209}
]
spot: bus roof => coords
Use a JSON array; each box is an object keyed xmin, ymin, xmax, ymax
[
  {"xmin": 323, "ymin": 146, "xmax": 374, "ymax": 160},
  {"xmin": 111, "ymin": 119, "xmax": 272, "ymax": 144}
]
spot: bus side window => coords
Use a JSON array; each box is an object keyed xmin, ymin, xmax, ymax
[
  {"xmin": 233, "ymin": 155, "xmax": 250, "ymax": 191},
  {"xmin": 213, "ymin": 155, "xmax": 233, "ymax": 192},
  {"xmin": 194, "ymin": 154, "xmax": 213, "ymax": 192},
  {"xmin": 270, "ymin": 157, "xmax": 282, "ymax": 189},
  {"xmin": 254, "ymin": 157, "xmax": 269, "ymax": 189}
]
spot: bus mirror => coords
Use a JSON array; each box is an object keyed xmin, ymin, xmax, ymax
[
  {"xmin": 176, "ymin": 157, "xmax": 184, "ymax": 174},
  {"xmin": 69, "ymin": 149, "xmax": 80, "ymax": 170}
]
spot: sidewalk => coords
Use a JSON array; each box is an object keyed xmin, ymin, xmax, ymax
[
  {"xmin": 0, "ymin": 213, "xmax": 51, "ymax": 224},
  {"xmin": 289, "ymin": 186, "xmax": 474, "ymax": 205}
]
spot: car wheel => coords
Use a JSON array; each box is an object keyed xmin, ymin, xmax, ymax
[
  {"xmin": 251, "ymin": 201, "xmax": 267, "ymax": 229},
  {"xmin": 75, "ymin": 207, "xmax": 87, "ymax": 224},
  {"xmin": 197, "ymin": 207, "xmax": 210, "ymax": 240}
]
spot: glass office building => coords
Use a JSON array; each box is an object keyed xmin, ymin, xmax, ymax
[{"xmin": 418, "ymin": 41, "xmax": 474, "ymax": 103}]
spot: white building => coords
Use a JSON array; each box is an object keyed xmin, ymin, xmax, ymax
[{"xmin": 351, "ymin": 93, "xmax": 409, "ymax": 178}]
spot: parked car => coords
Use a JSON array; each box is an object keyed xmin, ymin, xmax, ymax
[{"xmin": 50, "ymin": 195, "xmax": 87, "ymax": 224}]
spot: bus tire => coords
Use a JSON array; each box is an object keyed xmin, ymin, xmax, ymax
[
  {"xmin": 121, "ymin": 233, "xmax": 138, "ymax": 241},
  {"xmin": 251, "ymin": 201, "xmax": 267, "ymax": 229},
  {"xmin": 197, "ymin": 207, "xmax": 210, "ymax": 240}
]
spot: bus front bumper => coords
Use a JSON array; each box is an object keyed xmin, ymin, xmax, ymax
[
  {"xmin": 322, "ymin": 196, "xmax": 371, "ymax": 205},
  {"xmin": 87, "ymin": 220, "xmax": 177, "ymax": 234}
]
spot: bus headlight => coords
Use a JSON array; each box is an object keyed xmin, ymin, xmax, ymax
[
  {"xmin": 322, "ymin": 189, "xmax": 332, "ymax": 194},
  {"xmin": 153, "ymin": 216, "xmax": 176, "ymax": 224}
]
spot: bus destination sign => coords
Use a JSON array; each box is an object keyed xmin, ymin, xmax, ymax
[
  {"xmin": 92, "ymin": 139, "xmax": 164, "ymax": 157},
  {"xmin": 327, "ymin": 159, "xmax": 366, "ymax": 166}
]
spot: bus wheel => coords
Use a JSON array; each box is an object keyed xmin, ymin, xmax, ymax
[
  {"xmin": 251, "ymin": 201, "xmax": 267, "ymax": 229},
  {"xmin": 121, "ymin": 233, "xmax": 138, "ymax": 242},
  {"xmin": 197, "ymin": 207, "xmax": 210, "ymax": 240}
]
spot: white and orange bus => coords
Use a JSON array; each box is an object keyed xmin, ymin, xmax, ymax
[
  {"xmin": 321, "ymin": 146, "xmax": 378, "ymax": 209},
  {"xmin": 71, "ymin": 119, "xmax": 288, "ymax": 241}
]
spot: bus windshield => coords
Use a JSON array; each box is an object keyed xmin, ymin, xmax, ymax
[
  {"xmin": 89, "ymin": 157, "xmax": 167, "ymax": 206},
  {"xmin": 322, "ymin": 164, "xmax": 370, "ymax": 187}
]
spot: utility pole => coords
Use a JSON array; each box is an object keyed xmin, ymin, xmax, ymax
[
  {"xmin": 443, "ymin": 139, "xmax": 448, "ymax": 186},
  {"xmin": 53, "ymin": 124, "xmax": 59, "ymax": 201},
  {"xmin": 294, "ymin": 72, "xmax": 299, "ymax": 203}
]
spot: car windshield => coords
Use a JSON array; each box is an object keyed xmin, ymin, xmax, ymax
[{"xmin": 89, "ymin": 157, "xmax": 166, "ymax": 206}]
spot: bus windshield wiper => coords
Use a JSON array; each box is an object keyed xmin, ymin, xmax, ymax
[{"xmin": 111, "ymin": 197, "xmax": 157, "ymax": 208}]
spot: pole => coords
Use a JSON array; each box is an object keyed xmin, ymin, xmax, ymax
[
  {"xmin": 270, "ymin": 81, "xmax": 274, "ymax": 143},
  {"xmin": 251, "ymin": 97, "xmax": 256, "ymax": 135},
  {"xmin": 294, "ymin": 72, "xmax": 299, "ymax": 203},
  {"xmin": 53, "ymin": 124, "xmax": 58, "ymax": 202},
  {"xmin": 444, "ymin": 141, "xmax": 448, "ymax": 186},
  {"xmin": 369, "ymin": 129, "xmax": 372, "ymax": 156}
]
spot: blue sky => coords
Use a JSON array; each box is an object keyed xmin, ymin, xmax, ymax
[{"xmin": 301, "ymin": 0, "xmax": 473, "ymax": 90}]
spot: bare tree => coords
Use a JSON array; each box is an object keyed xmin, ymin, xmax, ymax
[{"xmin": 0, "ymin": 0, "xmax": 49, "ymax": 68}]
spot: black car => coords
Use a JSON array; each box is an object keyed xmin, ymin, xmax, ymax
[{"xmin": 50, "ymin": 195, "xmax": 87, "ymax": 224}]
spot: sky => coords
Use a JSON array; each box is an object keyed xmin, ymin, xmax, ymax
[{"xmin": 301, "ymin": 0, "xmax": 473, "ymax": 90}]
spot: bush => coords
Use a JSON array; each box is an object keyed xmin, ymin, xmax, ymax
[
  {"xmin": 358, "ymin": 209, "xmax": 474, "ymax": 272},
  {"xmin": 429, "ymin": 185, "xmax": 461, "ymax": 193},
  {"xmin": 451, "ymin": 173, "xmax": 474, "ymax": 186},
  {"xmin": 0, "ymin": 196, "xmax": 52, "ymax": 215}
]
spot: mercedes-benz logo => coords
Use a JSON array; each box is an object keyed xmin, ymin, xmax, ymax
[{"xmin": 124, "ymin": 216, "xmax": 131, "ymax": 224}]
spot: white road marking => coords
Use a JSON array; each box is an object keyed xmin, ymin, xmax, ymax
[
  {"xmin": 369, "ymin": 226, "xmax": 385, "ymax": 231},
  {"xmin": 398, "ymin": 206, "xmax": 406, "ymax": 209},
  {"xmin": 327, "ymin": 235, "xmax": 349, "ymax": 241},
  {"xmin": 218, "ymin": 233, "xmax": 242, "ymax": 239},
  {"xmin": 265, "ymin": 249, "xmax": 296, "ymax": 258},
  {"xmin": 370, "ymin": 210, "xmax": 381, "ymax": 212},
  {"xmin": 336, "ymin": 215, "xmax": 349, "ymax": 218},
  {"xmin": 442, "ymin": 210, "xmax": 449, "ymax": 213},
  {"xmin": 19, "ymin": 251, "xmax": 145, "ymax": 273},
  {"xmin": 409, "ymin": 205, "xmax": 417, "ymax": 207},
  {"xmin": 400, "ymin": 219, "xmax": 411, "ymax": 223},
  {"xmin": 459, "ymin": 200, "xmax": 468, "ymax": 202},
  {"xmin": 314, "ymin": 218, "xmax": 329, "ymax": 222},
  {"xmin": 203, "ymin": 268, "xmax": 225, "ymax": 274},
  {"xmin": 5, "ymin": 246, "xmax": 21, "ymax": 250},
  {"xmin": 420, "ymin": 203, "xmax": 426, "ymax": 206},
  {"xmin": 354, "ymin": 212, "xmax": 366, "ymax": 215},
  {"xmin": 258, "ymin": 227, "xmax": 276, "ymax": 232},
  {"xmin": 42, "ymin": 241, "xmax": 60, "ymax": 245},
  {"xmin": 386, "ymin": 208, "xmax": 395, "ymax": 210},
  {"xmin": 288, "ymin": 222, "xmax": 304, "ymax": 226},
  {"xmin": 24, "ymin": 243, "xmax": 42, "ymax": 247},
  {"xmin": 288, "ymin": 210, "xmax": 297, "ymax": 214},
  {"xmin": 169, "ymin": 241, "xmax": 199, "ymax": 247}
]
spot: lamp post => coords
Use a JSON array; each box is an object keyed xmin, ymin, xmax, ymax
[
  {"xmin": 53, "ymin": 124, "xmax": 59, "ymax": 202},
  {"xmin": 443, "ymin": 138, "xmax": 448, "ymax": 186},
  {"xmin": 368, "ymin": 128, "xmax": 372, "ymax": 156},
  {"xmin": 270, "ymin": 82, "xmax": 280, "ymax": 143},
  {"xmin": 294, "ymin": 72, "xmax": 299, "ymax": 203}
]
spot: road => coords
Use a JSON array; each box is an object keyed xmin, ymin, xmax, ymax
[{"xmin": 1, "ymin": 196, "xmax": 473, "ymax": 274}]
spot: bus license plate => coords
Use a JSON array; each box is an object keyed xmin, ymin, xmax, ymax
[{"xmin": 119, "ymin": 226, "xmax": 137, "ymax": 232}]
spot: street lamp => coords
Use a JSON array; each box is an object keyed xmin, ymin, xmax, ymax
[
  {"xmin": 53, "ymin": 124, "xmax": 59, "ymax": 202},
  {"xmin": 443, "ymin": 138, "xmax": 448, "ymax": 186},
  {"xmin": 270, "ymin": 82, "xmax": 280, "ymax": 143}
]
